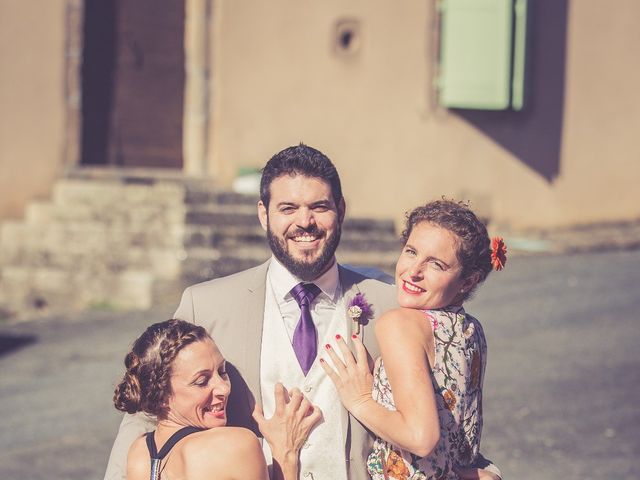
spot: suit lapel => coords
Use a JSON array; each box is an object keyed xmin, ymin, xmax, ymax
[
  {"xmin": 338, "ymin": 265, "xmax": 398, "ymax": 479},
  {"xmin": 338, "ymin": 265, "xmax": 374, "ymax": 480},
  {"xmin": 242, "ymin": 260, "xmax": 269, "ymax": 407}
]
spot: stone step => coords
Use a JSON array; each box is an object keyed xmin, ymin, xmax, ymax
[
  {"xmin": 51, "ymin": 178, "xmax": 186, "ymax": 210},
  {"xmin": 1, "ymin": 242, "xmax": 181, "ymax": 278},
  {"xmin": 1, "ymin": 221, "xmax": 183, "ymax": 251},
  {"xmin": 185, "ymin": 207, "xmax": 396, "ymax": 235},
  {"xmin": 0, "ymin": 174, "xmax": 401, "ymax": 320},
  {"xmin": 183, "ymin": 224, "xmax": 400, "ymax": 250},
  {"xmin": 185, "ymin": 188, "xmax": 259, "ymax": 208},
  {"xmin": 0, "ymin": 265, "xmax": 153, "ymax": 313},
  {"xmin": 26, "ymin": 197, "xmax": 185, "ymax": 225},
  {"xmin": 5, "ymin": 219, "xmax": 398, "ymax": 253},
  {"xmin": 24, "ymin": 201, "xmax": 54, "ymax": 224},
  {"xmin": 342, "ymin": 234, "xmax": 400, "ymax": 251},
  {"xmin": 184, "ymin": 225, "xmax": 267, "ymax": 249},
  {"xmin": 63, "ymin": 166, "xmax": 231, "ymax": 207},
  {"xmin": 181, "ymin": 255, "xmax": 268, "ymax": 285},
  {"xmin": 342, "ymin": 217, "xmax": 397, "ymax": 235},
  {"xmin": 185, "ymin": 209, "xmax": 262, "ymax": 227},
  {"xmin": 180, "ymin": 247, "xmax": 397, "ymax": 285},
  {"xmin": 180, "ymin": 245, "xmax": 400, "ymax": 264}
]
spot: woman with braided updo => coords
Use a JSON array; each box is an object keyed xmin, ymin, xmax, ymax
[{"xmin": 114, "ymin": 319, "xmax": 320, "ymax": 480}]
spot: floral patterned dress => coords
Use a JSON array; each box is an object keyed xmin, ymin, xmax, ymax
[{"xmin": 367, "ymin": 306, "xmax": 487, "ymax": 480}]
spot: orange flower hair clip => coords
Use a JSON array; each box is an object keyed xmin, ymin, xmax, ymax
[{"xmin": 490, "ymin": 236, "xmax": 507, "ymax": 271}]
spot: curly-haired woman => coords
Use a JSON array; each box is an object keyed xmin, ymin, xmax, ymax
[{"xmin": 322, "ymin": 200, "xmax": 505, "ymax": 480}]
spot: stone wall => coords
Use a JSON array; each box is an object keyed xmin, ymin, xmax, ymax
[
  {"xmin": 0, "ymin": 178, "xmax": 185, "ymax": 317},
  {"xmin": 0, "ymin": 174, "xmax": 399, "ymax": 320}
]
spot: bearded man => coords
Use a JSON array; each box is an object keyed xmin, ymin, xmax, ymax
[
  {"xmin": 104, "ymin": 144, "xmax": 397, "ymax": 480},
  {"xmin": 104, "ymin": 144, "xmax": 501, "ymax": 480}
]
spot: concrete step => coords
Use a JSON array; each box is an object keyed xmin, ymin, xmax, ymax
[
  {"xmin": 185, "ymin": 207, "xmax": 396, "ymax": 234},
  {"xmin": 4, "ymin": 218, "xmax": 398, "ymax": 255},
  {"xmin": 0, "ymin": 174, "xmax": 401, "ymax": 320},
  {"xmin": 184, "ymin": 224, "xmax": 266, "ymax": 249},
  {"xmin": 185, "ymin": 188, "xmax": 259, "ymax": 208},
  {"xmin": 1, "ymin": 221, "xmax": 183, "ymax": 251},
  {"xmin": 185, "ymin": 208, "xmax": 261, "ymax": 227},
  {"xmin": 25, "ymin": 199, "xmax": 185, "ymax": 225},
  {"xmin": 183, "ymin": 225, "xmax": 400, "ymax": 253},
  {"xmin": 181, "ymin": 255, "xmax": 269, "ymax": 285},
  {"xmin": 0, "ymin": 265, "xmax": 153, "ymax": 314},
  {"xmin": 24, "ymin": 201, "xmax": 55, "ymax": 224},
  {"xmin": 52, "ymin": 178, "xmax": 186, "ymax": 210},
  {"xmin": 26, "ymin": 200, "xmax": 170, "ymax": 226},
  {"xmin": 180, "ymin": 246, "xmax": 397, "ymax": 285},
  {"xmin": 1, "ymin": 242, "xmax": 180, "ymax": 278}
]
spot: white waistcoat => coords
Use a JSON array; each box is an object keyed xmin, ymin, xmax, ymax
[{"xmin": 261, "ymin": 290, "xmax": 349, "ymax": 480}]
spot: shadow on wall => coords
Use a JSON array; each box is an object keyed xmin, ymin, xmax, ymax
[{"xmin": 454, "ymin": 0, "xmax": 569, "ymax": 182}]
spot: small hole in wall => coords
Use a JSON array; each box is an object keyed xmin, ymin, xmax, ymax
[
  {"xmin": 32, "ymin": 297, "xmax": 48, "ymax": 310},
  {"xmin": 340, "ymin": 30, "xmax": 354, "ymax": 50},
  {"xmin": 334, "ymin": 19, "xmax": 361, "ymax": 56}
]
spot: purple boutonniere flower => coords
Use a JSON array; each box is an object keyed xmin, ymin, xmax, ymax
[{"xmin": 347, "ymin": 293, "xmax": 374, "ymax": 334}]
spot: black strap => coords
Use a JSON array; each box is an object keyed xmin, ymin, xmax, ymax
[{"xmin": 146, "ymin": 426, "xmax": 205, "ymax": 460}]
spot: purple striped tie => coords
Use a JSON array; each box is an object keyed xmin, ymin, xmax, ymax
[{"xmin": 290, "ymin": 282, "xmax": 321, "ymax": 376}]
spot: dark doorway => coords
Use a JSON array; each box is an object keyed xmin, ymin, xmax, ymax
[{"xmin": 81, "ymin": 0, "xmax": 185, "ymax": 168}]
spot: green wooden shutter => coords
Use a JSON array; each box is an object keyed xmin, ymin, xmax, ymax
[
  {"xmin": 438, "ymin": 0, "xmax": 527, "ymax": 110},
  {"xmin": 511, "ymin": 0, "xmax": 528, "ymax": 110}
]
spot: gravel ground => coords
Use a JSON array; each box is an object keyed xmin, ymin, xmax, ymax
[{"xmin": 1, "ymin": 249, "xmax": 639, "ymax": 479}]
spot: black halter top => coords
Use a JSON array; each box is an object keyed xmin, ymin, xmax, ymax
[{"xmin": 145, "ymin": 426, "xmax": 205, "ymax": 480}]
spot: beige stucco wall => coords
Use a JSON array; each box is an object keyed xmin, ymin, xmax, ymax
[
  {"xmin": 0, "ymin": 0, "xmax": 68, "ymax": 221},
  {"xmin": 1, "ymin": 0, "xmax": 638, "ymax": 231},
  {"xmin": 208, "ymin": 0, "xmax": 640, "ymax": 230},
  {"xmin": 555, "ymin": 0, "xmax": 640, "ymax": 224}
]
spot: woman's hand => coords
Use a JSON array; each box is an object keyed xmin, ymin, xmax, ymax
[
  {"xmin": 322, "ymin": 310, "xmax": 440, "ymax": 457},
  {"xmin": 253, "ymin": 383, "xmax": 322, "ymax": 480},
  {"xmin": 320, "ymin": 334, "xmax": 375, "ymax": 417}
]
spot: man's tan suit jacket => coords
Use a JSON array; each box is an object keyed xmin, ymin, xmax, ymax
[{"xmin": 104, "ymin": 260, "xmax": 397, "ymax": 480}]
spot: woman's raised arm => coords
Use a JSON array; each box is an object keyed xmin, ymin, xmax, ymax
[{"xmin": 322, "ymin": 308, "xmax": 440, "ymax": 456}]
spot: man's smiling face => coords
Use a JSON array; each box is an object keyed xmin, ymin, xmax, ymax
[{"xmin": 258, "ymin": 174, "xmax": 345, "ymax": 281}]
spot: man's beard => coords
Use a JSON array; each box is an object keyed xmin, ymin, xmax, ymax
[{"xmin": 267, "ymin": 223, "xmax": 341, "ymax": 281}]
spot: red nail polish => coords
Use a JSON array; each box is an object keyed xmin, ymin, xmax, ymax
[
  {"xmin": 352, "ymin": 334, "xmax": 358, "ymax": 339},
  {"xmin": 335, "ymin": 334, "xmax": 341, "ymax": 340},
  {"xmin": 325, "ymin": 344, "xmax": 331, "ymax": 349},
  {"xmin": 319, "ymin": 358, "xmax": 325, "ymax": 363}
]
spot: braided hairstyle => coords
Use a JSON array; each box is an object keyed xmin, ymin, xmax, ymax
[
  {"xmin": 113, "ymin": 319, "xmax": 209, "ymax": 419},
  {"xmin": 401, "ymin": 199, "xmax": 493, "ymax": 302}
]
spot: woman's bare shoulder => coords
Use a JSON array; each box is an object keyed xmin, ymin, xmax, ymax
[
  {"xmin": 126, "ymin": 435, "xmax": 150, "ymax": 480},
  {"xmin": 183, "ymin": 427, "xmax": 266, "ymax": 479},
  {"xmin": 186, "ymin": 426, "xmax": 260, "ymax": 452},
  {"xmin": 377, "ymin": 307, "xmax": 431, "ymax": 333}
]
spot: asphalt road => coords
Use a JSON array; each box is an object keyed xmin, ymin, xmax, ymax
[{"xmin": 1, "ymin": 249, "xmax": 639, "ymax": 479}]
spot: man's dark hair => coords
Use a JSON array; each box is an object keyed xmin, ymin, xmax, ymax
[{"xmin": 260, "ymin": 144, "xmax": 343, "ymax": 208}]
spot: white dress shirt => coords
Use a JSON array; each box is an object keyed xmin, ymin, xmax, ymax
[
  {"xmin": 267, "ymin": 255, "xmax": 341, "ymax": 342},
  {"xmin": 261, "ymin": 256, "xmax": 349, "ymax": 480}
]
